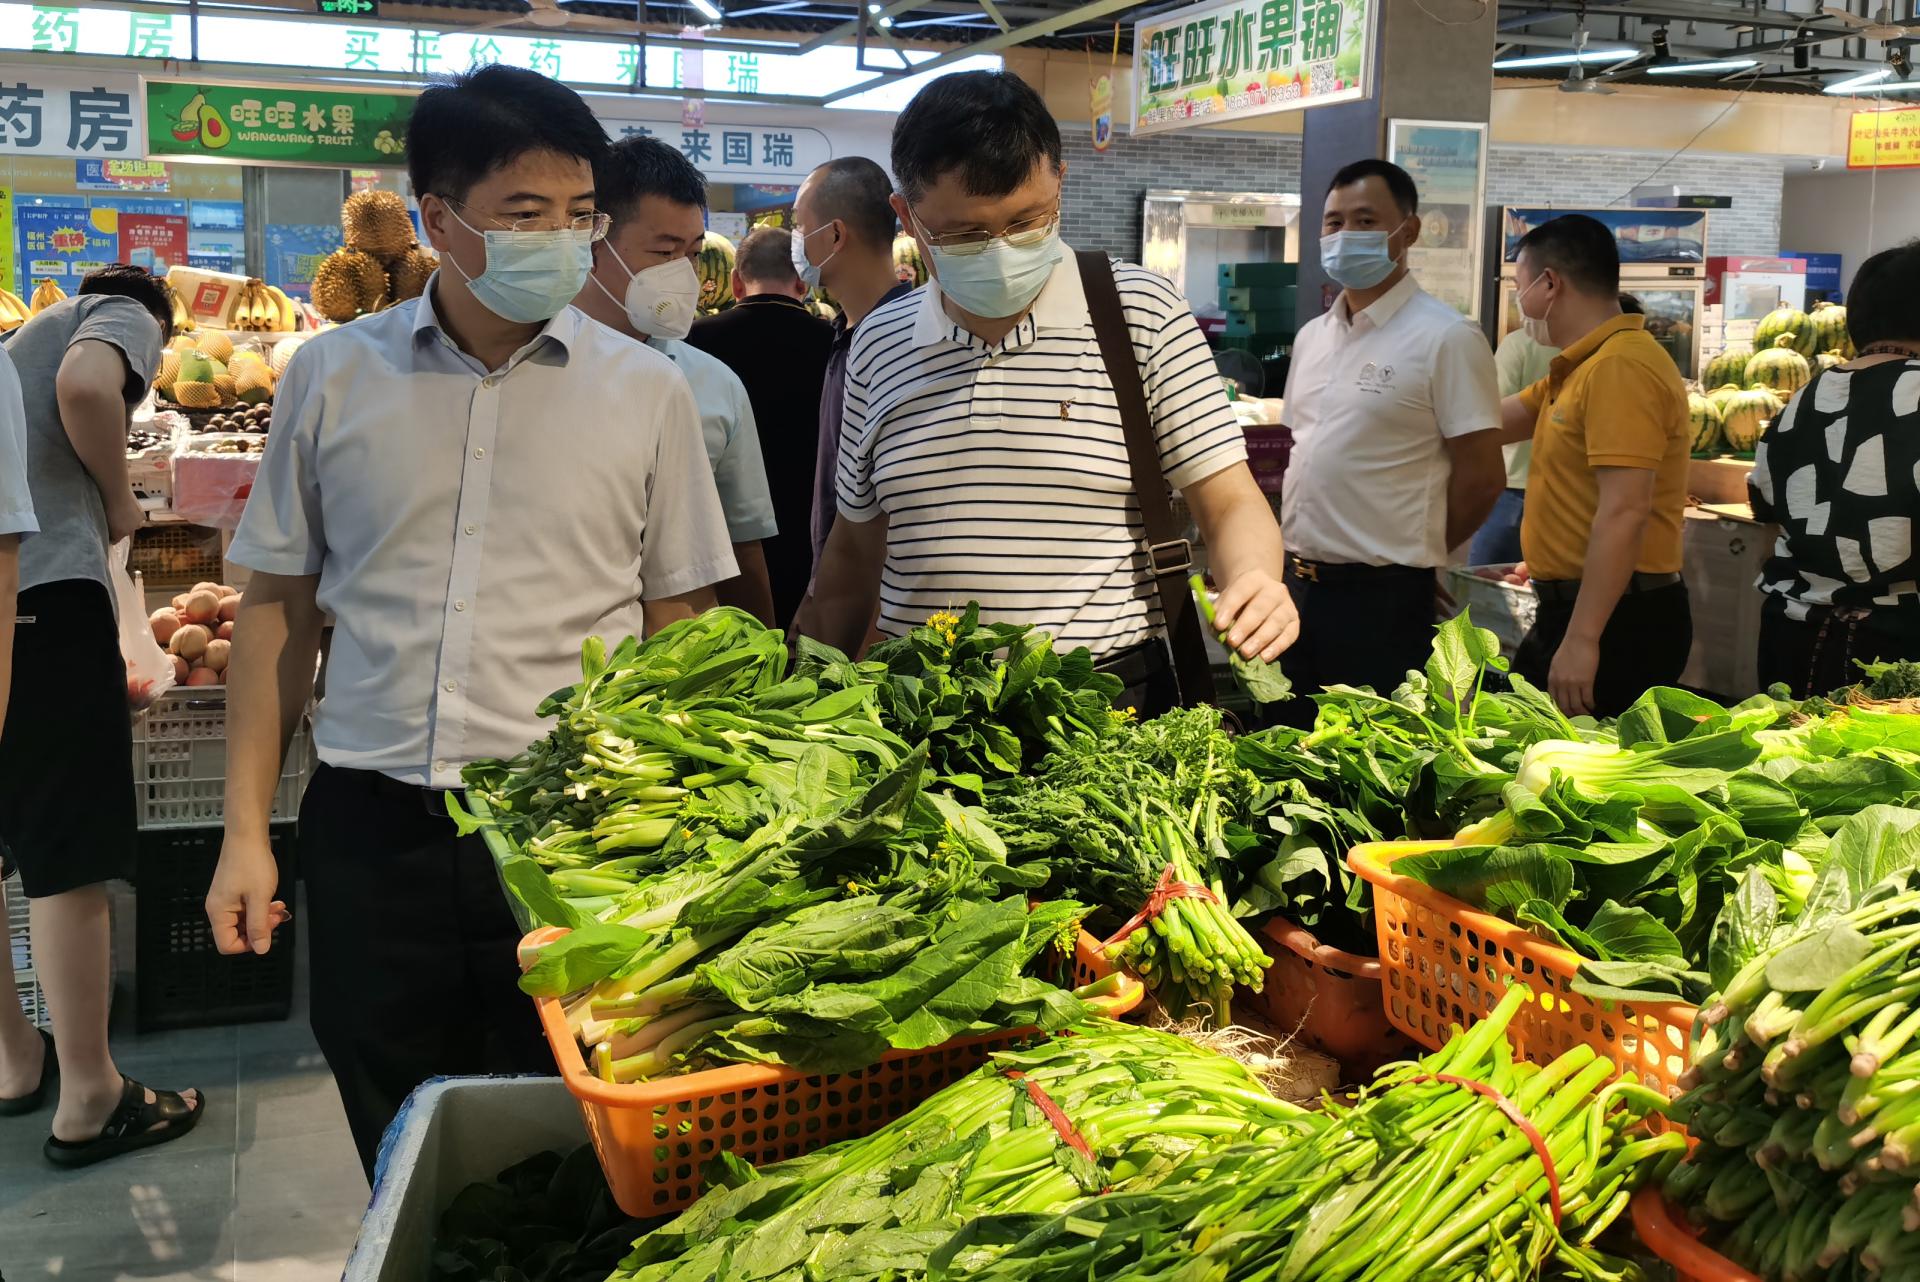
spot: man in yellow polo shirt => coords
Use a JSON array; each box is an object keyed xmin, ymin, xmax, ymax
[{"xmin": 1497, "ymin": 214, "xmax": 1691, "ymax": 716}]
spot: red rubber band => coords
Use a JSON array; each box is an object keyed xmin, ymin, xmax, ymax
[
  {"xmin": 1003, "ymin": 1070, "xmax": 1100, "ymax": 1167},
  {"xmin": 1410, "ymin": 1072, "xmax": 1563, "ymax": 1227},
  {"xmin": 1099, "ymin": 865, "xmax": 1222, "ymax": 952}
]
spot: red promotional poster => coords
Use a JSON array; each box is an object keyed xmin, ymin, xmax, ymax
[{"xmin": 119, "ymin": 213, "xmax": 189, "ymax": 276}]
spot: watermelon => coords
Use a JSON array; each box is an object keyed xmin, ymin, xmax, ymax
[
  {"xmin": 1702, "ymin": 344, "xmax": 1753, "ymax": 390},
  {"xmin": 892, "ymin": 233, "xmax": 927, "ymax": 287},
  {"xmin": 1745, "ymin": 333, "xmax": 1812, "ymax": 395},
  {"xmin": 1721, "ymin": 383, "xmax": 1785, "ymax": 454},
  {"xmin": 1809, "ymin": 301, "xmax": 1854, "ymax": 360},
  {"xmin": 1816, "ymin": 350, "xmax": 1848, "ymax": 372},
  {"xmin": 1689, "ymin": 391, "xmax": 1725, "ymax": 456},
  {"xmin": 695, "ymin": 231, "xmax": 737, "ymax": 315},
  {"xmin": 1754, "ymin": 306, "xmax": 1816, "ymax": 357}
]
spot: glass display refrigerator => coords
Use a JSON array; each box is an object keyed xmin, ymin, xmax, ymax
[
  {"xmin": 1495, "ymin": 206, "xmax": 1710, "ymax": 382},
  {"xmin": 1141, "ymin": 189, "xmax": 1301, "ymax": 318}
]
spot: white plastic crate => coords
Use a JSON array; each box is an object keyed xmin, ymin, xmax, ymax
[
  {"xmin": 132, "ymin": 688, "xmax": 314, "ymax": 829},
  {"xmin": 1445, "ymin": 564, "xmax": 1539, "ymax": 658}
]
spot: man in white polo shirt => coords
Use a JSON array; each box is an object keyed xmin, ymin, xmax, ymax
[
  {"xmin": 798, "ymin": 71, "xmax": 1296, "ymax": 714},
  {"xmin": 1279, "ymin": 159, "xmax": 1504, "ymax": 714}
]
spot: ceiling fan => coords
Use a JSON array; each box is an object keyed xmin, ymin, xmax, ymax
[
  {"xmin": 1493, "ymin": 27, "xmax": 1624, "ymax": 92},
  {"xmin": 468, "ymin": 0, "xmax": 585, "ymax": 30},
  {"xmin": 1820, "ymin": 4, "xmax": 1920, "ymax": 41}
]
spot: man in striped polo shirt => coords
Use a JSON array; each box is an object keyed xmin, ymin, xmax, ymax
[{"xmin": 796, "ymin": 71, "xmax": 1296, "ymax": 714}]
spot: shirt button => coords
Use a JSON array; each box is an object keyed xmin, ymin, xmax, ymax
[
  {"xmin": 473, "ymin": 447, "xmax": 486, "ymax": 459},
  {"xmin": 463, "ymin": 523, "xmax": 476, "ymax": 536},
  {"xmin": 453, "ymin": 599, "xmax": 467, "ymax": 612},
  {"xmin": 482, "ymin": 376, "xmax": 500, "ymax": 388},
  {"xmin": 433, "ymin": 760, "xmax": 448, "ymax": 774},
  {"xmin": 443, "ymin": 680, "xmax": 457, "ymax": 693}
]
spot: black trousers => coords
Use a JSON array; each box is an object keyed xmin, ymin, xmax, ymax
[
  {"xmin": 300, "ymin": 764, "xmax": 552, "ymax": 1179},
  {"xmin": 1758, "ymin": 609, "xmax": 1920, "ymax": 699},
  {"xmin": 1513, "ymin": 582, "xmax": 1693, "ymax": 717},
  {"xmin": 1096, "ymin": 638, "xmax": 1180, "ymax": 720},
  {"xmin": 1275, "ymin": 563, "xmax": 1437, "ymax": 728}
]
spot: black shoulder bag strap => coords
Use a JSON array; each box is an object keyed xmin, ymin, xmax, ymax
[{"xmin": 1075, "ymin": 249, "xmax": 1216, "ymax": 708}]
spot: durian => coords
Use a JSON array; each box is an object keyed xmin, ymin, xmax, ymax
[
  {"xmin": 311, "ymin": 248, "xmax": 386, "ymax": 323},
  {"xmin": 342, "ymin": 190, "xmax": 416, "ymax": 257},
  {"xmin": 385, "ymin": 244, "xmax": 437, "ymax": 302}
]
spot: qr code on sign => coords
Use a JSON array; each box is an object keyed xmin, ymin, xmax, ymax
[{"xmin": 1309, "ymin": 63, "xmax": 1339, "ymax": 93}]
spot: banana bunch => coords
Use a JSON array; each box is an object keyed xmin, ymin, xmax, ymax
[
  {"xmin": 0, "ymin": 285, "xmax": 31, "ymax": 331},
  {"xmin": 232, "ymin": 278, "xmax": 296, "ymax": 332},
  {"xmin": 28, "ymin": 279, "xmax": 64, "ymax": 316},
  {"xmin": 170, "ymin": 289, "xmax": 195, "ymax": 334}
]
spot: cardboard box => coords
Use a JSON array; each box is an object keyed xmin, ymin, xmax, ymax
[
  {"xmin": 164, "ymin": 266, "xmax": 253, "ymax": 329},
  {"xmin": 1688, "ymin": 456, "xmax": 1755, "ymax": 506}
]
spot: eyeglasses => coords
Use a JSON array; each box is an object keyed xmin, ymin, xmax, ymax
[
  {"xmin": 445, "ymin": 197, "xmax": 611, "ymax": 242},
  {"xmin": 911, "ymin": 208, "xmax": 1059, "ymax": 256}
]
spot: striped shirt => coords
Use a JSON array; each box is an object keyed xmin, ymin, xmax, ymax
[{"xmin": 836, "ymin": 252, "xmax": 1246, "ymax": 656}]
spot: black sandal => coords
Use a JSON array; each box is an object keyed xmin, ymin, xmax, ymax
[
  {"xmin": 43, "ymin": 1075, "xmax": 204, "ymax": 1169},
  {"xmin": 0, "ymin": 1028, "xmax": 55, "ymax": 1116}
]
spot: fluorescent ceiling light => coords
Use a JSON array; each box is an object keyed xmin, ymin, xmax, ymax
[
  {"xmin": 1824, "ymin": 68, "xmax": 1895, "ymax": 93},
  {"xmin": 688, "ymin": 0, "xmax": 723, "ymax": 18},
  {"xmin": 1493, "ymin": 47, "xmax": 1638, "ymax": 69},
  {"xmin": 1840, "ymin": 79, "xmax": 1920, "ymax": 94},
  {"xmin": 1645, "ymin": 58, "xmax": 1759, "ymax": 75}
]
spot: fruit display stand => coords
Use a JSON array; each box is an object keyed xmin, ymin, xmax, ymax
[
  {"xmin": 1688, "ymin": 455, "xmax": 1756, "ymax": 507},
  {"xmin": 519, "ymin": 923, "xmax": 1143, "ymax": 1217},
  {"xmin": 344, "ymin": 1077, "xmax": 592, "ymax": 1282},
  {"xmin": 130, "ymin": 518, "xmax": 227, "ymax": 598},
  {"xmin": 1348, "ymin": 841, "xmax": 1696, "ymax": 1095}
]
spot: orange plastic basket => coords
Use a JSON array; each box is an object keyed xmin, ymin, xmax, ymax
[
  {"xmin": 1349, "ymin": 842, "xmax": 1697, "ymax": 1095},
  {"xmin": 1246, "ymin": 917, "xmax": 1414, "ymax": 1075},
  {"xmin": 520, "ymin": 925, "xmax": 1142, "ymax": 1217},
  {"xmin": 1631, "ymin": 1188, "xmax": 1764, "ymax": 1282}
]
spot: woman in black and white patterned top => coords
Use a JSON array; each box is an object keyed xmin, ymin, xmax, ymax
[{"xmin": 1751, "ymin": 240, "xmax": 1920, "ymax": 697}]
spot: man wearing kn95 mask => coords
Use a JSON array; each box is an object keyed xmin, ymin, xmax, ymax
[{"xmin": 574, "ymin": 136, "xmax": 779, "ymax": 625}]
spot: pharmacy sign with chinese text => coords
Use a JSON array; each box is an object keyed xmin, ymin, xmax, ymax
[
  {"xmin": 143, "ymin": 81, "xmax": 414, "ymax": 167},
  {"xmin": 1132, "ymin": 0, "xmax": 1370, "ymax": 135},
  {"xmin": 1847, "ymin": 106, "xmax": 1920, "ymax": 170}
]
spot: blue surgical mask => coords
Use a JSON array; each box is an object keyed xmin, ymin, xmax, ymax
[
  {"xmin": 444, "ymin": 205, "xmax": 594, "ymax": 324},
  {"xmin": 923, "ymin": 225, "xmax": 1064, "ymax": 320},
  {"xmin": 790, "ymin": 222, "xmax": 837, "ymax": 290},
  {"xmin": 1319, "ymin": 219, "xmax": 1409, "ymax": 292}
]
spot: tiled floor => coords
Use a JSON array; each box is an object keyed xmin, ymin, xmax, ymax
[{"xmin": 0, "ymin": 891, "xmax": 368, "ymax": 1281}]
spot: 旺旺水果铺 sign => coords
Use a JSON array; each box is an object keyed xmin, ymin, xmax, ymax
[
  {"xmin": 1132, "ymin": 0, "xmax": 1371, "ymax": 135},
  {"xmin": 144, "ymin": 81, "xmax": 413, "ymax": 167},
  {"xmin": 1848, "ymin": 106, "xmax": 1920, "ymax": 169}
]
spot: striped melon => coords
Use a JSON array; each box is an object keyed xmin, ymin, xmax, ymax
[
  {"xmin": 1809, "ymin": 301, "xmax": 1854, "ymax": 360},
  {"xmin": 1755, "ymin": 306, "xmax": 1816, "ymax": 357},
  {"xmin": 1721, "ymin": 383, "xmax": 1785, "ymax": 453},
  {"xmin": 1689, "ymin": 391, "xmax": 1725, "ymax": 455},
  {"xmin": 1745, "ymin": 333, "xmax": 1812, "ymax": 395},
  {"xmin": 892, "ymin": 233, "xmax": 927, "ymax": 287},
  {"xmin": 1816, "ymin": 350, "xmax": 1848, "ymax": 372},
  {"xmin": 695, "ymin": 232, "xmax": 736, "ymax": 315},
  {"xmin": 1702, "ymin": 344, "xmax": 1752, "ymax": 390}
]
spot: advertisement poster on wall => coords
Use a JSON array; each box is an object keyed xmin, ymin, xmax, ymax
[
  {"xmin": 145, "ymin": 81, "xmax": 413, "ymax": 168},
  {"xmin": 1387, "ymin": 120, "xmax": 1487, "ymax": 321},
  {"xmin": 0, "ymin": 67, "xmax": 143, "ymax": 159},
  {"xmin": 119, "ymin": 214, "xmax": 189, "ymax": 275},
  {"xmin": 264, "ymin": 223, "xmax": 344, "ymax": 300},
  {"xmin": 17, "ymin": 205, "xmax": 117, "ymax": 294},
  {"xmin": 1132, "ymin": 0, "xmax": 1371, "ymax": 135}
]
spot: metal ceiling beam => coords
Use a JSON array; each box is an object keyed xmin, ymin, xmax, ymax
[
  {"xmin": 1497, "ymin": 29, "xmax": 1886, "ymax": 70},
  {"xmin": 977, "ymin": 0, "xmax": 1013, "ymax": 30},
  {"xmin": 1495, "ymin": 0, "xmax": 1850, "ymax": 32},
  {"xmin": 820, "ymin": 0, "xmax": 1138, "ymax": 99}
]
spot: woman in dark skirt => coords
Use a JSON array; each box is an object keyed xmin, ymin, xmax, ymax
[
  {"xmin": 0, "ymin": 267, "xmax": 203, "ymax": 1165},
  {"xmin": 1752, "ymin": 241, "xmax": 1920, "ymax": 698}
]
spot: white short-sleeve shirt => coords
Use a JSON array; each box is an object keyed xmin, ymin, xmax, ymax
[
  {"xmin": 835, "ymin": 251, "xmax": 1247, "ymax": 656},
  {"xmin": 229, "ymin": 277, "xmax": 737, "ymax": 787},
  {"xmin": 1281, "ymin": 274, "xmax": 1500, "ymax": 568}
]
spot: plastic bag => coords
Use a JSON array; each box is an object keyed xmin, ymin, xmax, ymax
[{"xmin": 112, "ymin": 538, "xmax": 176, "ymax": 710}]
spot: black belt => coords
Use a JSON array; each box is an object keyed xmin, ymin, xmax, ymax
[
  {"xmin": 1286, "ymin": 555, "xmax": 1430, "ymax": 585},
  {"xmin": 331, "ymin": 763, "xmax": 458, "ymax": 817},
  {"xmin": 1531, "ymin": 571, "xmax": 1683, "ymax": 605}
]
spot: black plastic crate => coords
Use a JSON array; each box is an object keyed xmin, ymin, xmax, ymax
[{"xmin": 135, "ymin": 825, "xmax": 296, "ymax": 1032}]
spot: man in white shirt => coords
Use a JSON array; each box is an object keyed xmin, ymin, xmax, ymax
[
  {"xmin": 1280, "ymin": 159, "xmax": 1504, "ymax": 713},
  {"xmin": 572, "ymin": 137, "xmax": 779, "ymax": 624},
  {"xmin": 205, "ymin": 67, "xmax": 736, "ymax": 1177},
  {"xmin": 799, "ymin": 71, "xmax": 1297, "ymax": 714}
]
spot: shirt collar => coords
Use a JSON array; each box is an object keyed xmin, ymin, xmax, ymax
[
  {"xmin": 1549, "ymin": 313, "xmax": 1647, "ymax": 386},
  {"xmin": 1334, "ymin": 272, "xmax": 1421, "ymax": 331},
  {"xmin": 410, "ymin": 271, "xmax": 582, "ymax": 364},
  {"xmin": 738, "ymin": 293, "xmax": 809, "ymax": 311}
]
